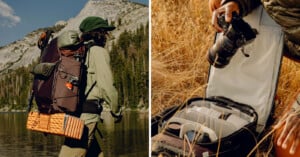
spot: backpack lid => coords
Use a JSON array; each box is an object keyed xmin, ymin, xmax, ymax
[
  {"xmin": 57, "ymin": 30, "xmax": 81, "ymax": 49},
  {"xmin": 206, "ymin": 6, "xmax": 284, "ymax": 132}
]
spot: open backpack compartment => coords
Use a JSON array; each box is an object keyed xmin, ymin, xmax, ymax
[
  {"xmin": 152, "ymin": 6, "xmax": 283, "ymax": 157},
  {"xmin": 152, "ymin": 97, "xmax": 258, "ymax": 157}
]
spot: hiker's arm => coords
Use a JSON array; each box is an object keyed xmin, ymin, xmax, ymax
[
  {"xmin": 209, "ymin": 0, "xmax": 261, "ymax": 31},
  {"xmin": 91, "ymin": 46, "xmax": 119, "ymax": 113}
]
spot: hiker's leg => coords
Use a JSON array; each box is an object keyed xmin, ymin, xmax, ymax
[
  {"xmin": 82, "ymin": 113, "xmax": 103, "ymax": 156},
  {"xmin": 86, "ymin": 128, "xmax": 104, "ymax": 157},
  {"xmin": 86, "ymin": 119, "xmax": 104, "ymax": 157},
  {"xmin": 99, "ymin": 152, "xmax": 104, "ymax": 157},
  {"xmin": 58, "ymin": 145, "xmax": 86, "ymax": 157},
  {"xmin": 58, "ymin": 114, "xmax": 99, "ymax": 157},
  {"xmin": 58, "ymin": 125, "xmax": 89, "ymax": 157},
  {"xmin": 86, "ymin": 122, "xmax": 97, "ymax": 147},
  {"xmin": 80, "ymin": 113, "xmax": 100, "ymax": 147}
]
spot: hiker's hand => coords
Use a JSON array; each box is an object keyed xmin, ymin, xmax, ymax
[
  {"xmin": 275, "ymin": 110, "xmax": 300, "ymax": 155},
  {"xmin": 211, "ymin": 1, "xmax": 240, "ymax": 32},
  {"xmin": 209, "ymin": 0, "xmax": 222, "ymax": 12}
]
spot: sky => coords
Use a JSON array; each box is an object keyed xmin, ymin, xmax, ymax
[{"xmin": 0, "ymin": 0, "xmax": 149, "ymax": 47}]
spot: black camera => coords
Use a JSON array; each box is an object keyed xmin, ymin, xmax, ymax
[{"xmin": 207, "ymin": 12, "xmax": 258, "ymax": 68}]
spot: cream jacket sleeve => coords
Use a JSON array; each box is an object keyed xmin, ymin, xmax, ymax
[{"xmin": 85, "ymin": 46, "xmax": 119, "ymax": 113}]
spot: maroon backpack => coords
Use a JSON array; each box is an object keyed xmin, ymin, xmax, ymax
[{"xmin": 29, "ymin": 31, "xmax": 87, "ymax": 116}]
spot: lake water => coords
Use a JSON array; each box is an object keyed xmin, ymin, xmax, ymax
[{"xmin": 0, "ymin": 111, "xmax": 148, "ymax": 157}]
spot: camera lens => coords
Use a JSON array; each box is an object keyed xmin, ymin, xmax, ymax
[
  {"xmin": 207, "ymin": 12, "xmax": 257, "ymax": 68},
  {"xmin": 207, "ymin": 34, "xmax": 236, "ymax": 68}
]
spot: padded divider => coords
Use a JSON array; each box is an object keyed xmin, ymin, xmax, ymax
[
  {"xmin": 169, "ymin": 103, "xmax": 252, "ymax": 139},
  {"xmin": 189, "ymin": 100, "xmax": 256, "ymax": 123}
]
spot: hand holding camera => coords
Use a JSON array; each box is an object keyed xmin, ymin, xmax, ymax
[{"xmin": 207, "ymin": 12, "xmax": 258, "ymax": 68}]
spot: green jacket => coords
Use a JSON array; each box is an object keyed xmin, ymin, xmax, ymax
[
  {"xmin": 224, "ymin": 0, "xmax": 300, "ymax": 60},
  {"xmin": 85, "ymin": 45, "xmax": 119, "ymax": 113}
]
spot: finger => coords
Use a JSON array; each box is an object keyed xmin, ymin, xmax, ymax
[
  {"xmin": 279, "ymin": 114, "xmax": 298, "ymax": 147},
  {"xmin": 290, "ymin": 133, "xmax": 300, "ymax": 154},
  {"xmin": 282, "ymin": 125, "xmax": 296, "ymax": 149},
  {"xmin": 224, "ymin": 7, "xmax": 232, "ymax": 23},
  {"xmin": 209, "ymin": 2, "xmax": 214, "ymax": 12},
  {"xmin": 208, "ymin": 0, "xmax": 214, "ymax": 12},
  {"xmin": 209, "ymin": 0, "xmax": 222, "ymax": 12},
  {"xmin": 289, "ymin": 119, "xmax": 300, "ymax": 154},
  {"xmin": 209, "ymin": 6, "xmax": 214, "ymax": 13},
  {"xmin": 277, "ymin": 115, "xmax": 294, "ymax": 146},
  {"xmin": 214, "ymin": 3, "xmax": 221, "ymax": 10},
  {"xmin": 211, "ymin": 8, "xmax": 225, "ymax": 32},
  {"xmin": 211, "ymin": 10, "xmax": 223, "ymax": 32},
  {"xmin": 210, "ymin": 4, "xmax": 219, "ymax": 12}
]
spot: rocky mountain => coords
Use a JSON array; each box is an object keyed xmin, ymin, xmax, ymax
[{"xmin": 0, "ymin": 0, "xmax": 148, "ymax": 74}]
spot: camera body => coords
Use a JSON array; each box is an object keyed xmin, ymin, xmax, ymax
[{"xmin": 207, "ymin": 12, "xmax": 258, "ymax": 68}]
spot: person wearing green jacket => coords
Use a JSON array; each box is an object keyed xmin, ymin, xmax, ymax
[
  {"xmin": 59, "ymin": 16, "xmax": 120, "ymax": 157},
  {"xmin": 208, "ymin": 0, "xmax": 300, "ymax": 155}
]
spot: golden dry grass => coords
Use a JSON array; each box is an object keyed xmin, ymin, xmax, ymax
[
  {"xmin": 151, "ymin": 0, "xmax": 300, "ymax": 156},
  {"xmin": 152, "ymin": 0, "xmax": 213, "ymax": 114},
  {"xmin": 151, "ymin": 0, "xmax": 300, "ymax": 118}
]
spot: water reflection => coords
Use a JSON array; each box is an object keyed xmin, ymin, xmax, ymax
[
  {"xmin": 0, "ymin": 111, "xmax": 148, "ymax": 157},
  {"xmin": 0, "ymin": 113, "xmax": 63, "ymax": 157},
  {"xmin": 98, "ymin": 110, "xmax": 149, "ymax": 157}
]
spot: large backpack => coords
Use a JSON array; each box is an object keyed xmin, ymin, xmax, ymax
[{"xmin": 29, "ymin": 30, "xmax": 87, "ymax": 116}]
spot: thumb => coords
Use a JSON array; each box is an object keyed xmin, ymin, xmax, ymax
[{"xmin": 224, "ymin": 7, "xmax": 232, "ymax": 23}]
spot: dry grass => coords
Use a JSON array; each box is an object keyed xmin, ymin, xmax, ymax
[
  {"xmin": 151, "ymin": 0, "xmax": 300, "ymax": 156},
  {"xmin": 151, "ymin": 0, "xmax": 300, "ymax": 119},
  {"xmin": 152, "ymin": 0, "xmax": 213, "ymax": 114}
]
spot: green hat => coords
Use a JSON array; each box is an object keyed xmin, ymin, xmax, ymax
[
  {"xmin": 57, "ymin": 30, "xmax": 81, "ymax": 48},
  {"xmin": 79, "ymin": 16, "xmax": 116, "ymax": 33}
]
